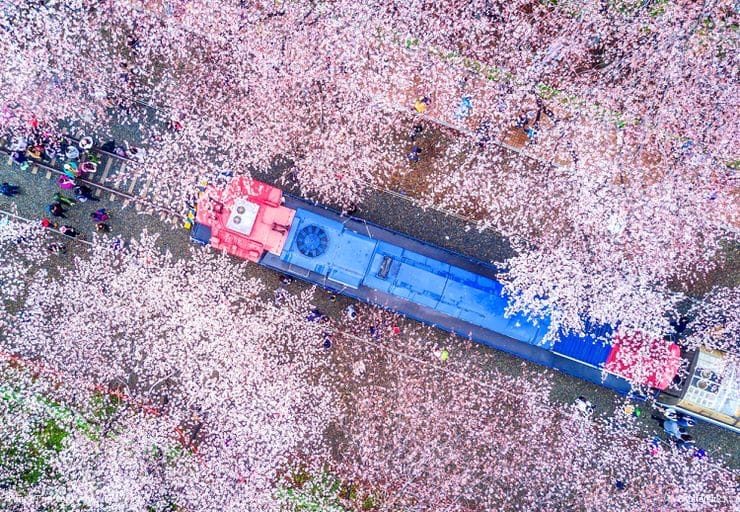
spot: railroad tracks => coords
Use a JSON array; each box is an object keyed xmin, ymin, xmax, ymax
[{"xmin": 0, "ymin": 134, "xmax": 182, "ymax": 222}]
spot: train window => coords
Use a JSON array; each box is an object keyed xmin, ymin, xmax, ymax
[{"xmin": 377, "ymin": 256, "xmax": 393, "ymax": 279}]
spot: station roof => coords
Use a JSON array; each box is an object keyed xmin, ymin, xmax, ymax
[{"xmin": 680, "ymin": 349, "xmax": 739, "ymax": 426}]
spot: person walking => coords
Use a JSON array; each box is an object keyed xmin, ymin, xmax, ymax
[
  {"xmin": 575, "ymin": 396, "xmax": 594, "ymax": 415},
  {"xmin": 662, "ymin": 419, "xmax": 684, "ymax": 439},
  {"xmin": 454, "ymin": 95, "xmax": 473, "ymax": 120},
  {"xmin": 91, "ymin": 208, "xmax": 109, "ymax": 222},
  {"xmin": 322, "ymin": 332, "xmax": 332, "ymax": 349},
  {"xmin": 59, "ymin": 225, "xmax": 78, "ymax": 238},
  {"xmin": 40, "ymin": 218, "xmax": 58, "ymax": 229},
  {"xmin": 306, "ymin": 309, "xmax": 324, "ymax": 322},
  {"xmin": 96, "ymin": 223, "xmax": 111, "ymax": 233},
  {"xmin": 57, "ymin": 175, "xmax": 75, "ymax": 189},
  {"xmin": 273, "ymin": 285, "xmax": 288, "ymax": 306},
  {"xmin": 279, "ymin": 275, "xmax": 294, "ymax": 286},
  {"xmin": 0, "ymin": 182, "xmax": 20, "ymax": 197},
  {"xmin": 476, "ymin": 120, "xmax": 491, "ymax": 148},
  {"xmin": 409, "ymin": 124, "xmax": 424, "ymax": 141},
  {"xmin": 74, "ymin": 184, "xmax": 99, "ymax": 202},
  {"xmin": 414, "ymin": 96, "xmax": 431, "ymax": 114},
  {"xmin": 675, "ymin": 434, "xmax": 696, "ymax": 452},
  {"xmin": 676, "ymin": 414, "xmax": 696, "ymax": 428},
  {"xmin": 46, "ymin": 243, "xmax": 67, "ymax": 255},
  {"xmin": 53, "ymin": 192, "xmax": 76, "ymax": 207},
  {"xmin": 46, "ymin": 202, "xmax": 67, "ymax": 218},
  {"xmin": 434, "ymin": 348, "xmax": 450, "ymax": 363},
  {"xmin": 407, "ymin": 145, "xmax": 422, "ymax": 163},
  {"xmin": 343, "ymin": 304, "xmax": 357, "ymax": 320},
  {"xmin": 677, "ymin": 433, "xmax": 695, "ymax": 445},
  {"xmin": 656, "ymin": 406, "xmax": 678, "ymax": 421}
]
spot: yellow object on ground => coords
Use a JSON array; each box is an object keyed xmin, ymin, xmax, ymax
[{"xmin": 434, "ymin": 348, "xmax": 449, "ymax": 362}]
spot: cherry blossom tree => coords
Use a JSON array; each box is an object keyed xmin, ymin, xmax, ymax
[
  {"xmin": 685, "ymin": 285, "xmax": 739, "ymax": 365},
  {"xmin": 0, "ymin": 1, "xmax": 137, "ymax": 137},
  {"xmin": 1, "ymin": 233, "xmax": 340, "ymax": 510},
  {"xmin": 0, "ymin": 216, "xmax": 49, "ymax": 336},
  {"xmin": 1, "ymin": 220, "xmax": 738, "ymax": 510},
  {"xmin": 328, "ymin": 312, "xmax": 738, "ymax": 511},
  {"xmin": 1, "ymin": 1, "xmax": 737, "ymax": 359},
  {"xmin": 378, "ymin": 1, "xmax": 738, "ymax": 339}
]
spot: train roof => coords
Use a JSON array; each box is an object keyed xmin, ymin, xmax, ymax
[
  {"xmin": 605, "ymin": 332, "xmax": 682, "ymax": 390},
  {"xmin": 192, "ymin": 180, "xmax": 679, "ymax": 397},
  {"xmin": 278, "ymin": 206, "xmax": 550, "ymax": 347},
  {"xmin": 552, "ymin": 322, "xmax": 615, "ymax": 367},
  {"xmin": 193, "ymin": 177, "xmax": 294, "ymax": 262},
  {"xmin": 281, "ymin": 209, "xmax": 376, "ymax": 288}
]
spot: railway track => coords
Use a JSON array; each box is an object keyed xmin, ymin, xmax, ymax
[{"xmin": 0, "ymin": 133, "xmax": 182, "ymax": 222}]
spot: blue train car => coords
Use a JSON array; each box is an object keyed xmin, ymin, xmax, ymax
[
  {"xmin": 192, "ymin": 178, "xmax": 678, "ymax": 399},
  {"xmin": 261, "ymin": 196, "xmax": 637, "ymax": 395}
]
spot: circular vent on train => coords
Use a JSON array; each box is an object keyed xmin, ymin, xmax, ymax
[{"xmin": 296, "ymin": 225, "xmax": 328, "ymax": 257}]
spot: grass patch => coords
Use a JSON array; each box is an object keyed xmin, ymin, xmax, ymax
[{"xmin": 277, "ymin": 467, "xmax": 382, "ymax": 512}]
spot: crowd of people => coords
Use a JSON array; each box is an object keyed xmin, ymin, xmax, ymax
[
  {"xmin": 296, "ymin": 282, "xmax": 403, "ymax": 351},
  {"xmin": 42, "ymin": 134, "xmax": 112, "ymax": 245},
  {"xmin": 4, "ymin": 130, "xmax": 115, "ymax": 252},
  {"xmin": 652, "ymin": 406, "xmax": 706, "ymax": 458}
]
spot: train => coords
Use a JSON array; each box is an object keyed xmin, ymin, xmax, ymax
[{"xmin": 189, "ymin": 177, "xmax": 738, "ymax": 433}]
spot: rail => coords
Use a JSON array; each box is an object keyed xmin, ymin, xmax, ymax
[{"xmin": 0, "ymin": 140, "xmax": 181, "ymax": 220}]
